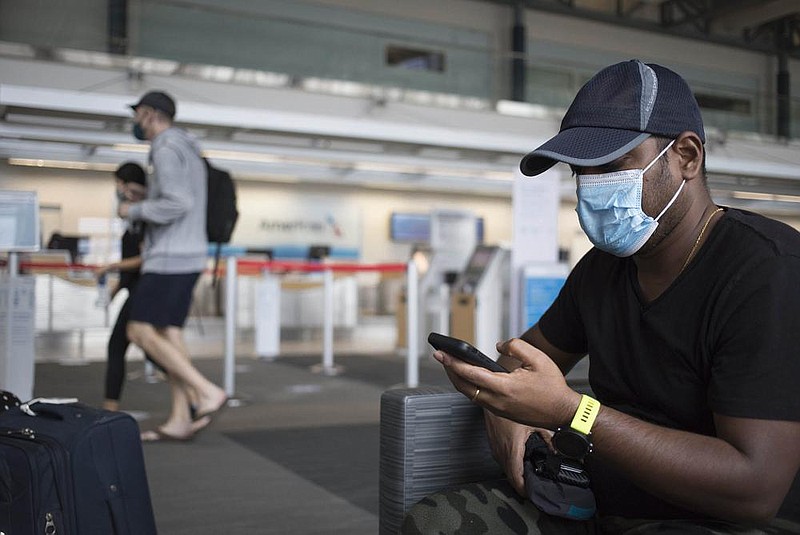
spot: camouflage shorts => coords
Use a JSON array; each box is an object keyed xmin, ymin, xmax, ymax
[{"xmin": 401, "ymin": 479, "xmax": 800, "ymax": 535}]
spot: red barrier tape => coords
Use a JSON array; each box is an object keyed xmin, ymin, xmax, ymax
[
  {"xmin": 235, "ymin": 260, "xmax": 406, "ymax": 274},
  {"xmin": 18, "ymin": 262, "xmax": 96, "ymax": 271},
  {"xmin": 16, "ymin": 260, "xmax": 407, "ymax": 275}
]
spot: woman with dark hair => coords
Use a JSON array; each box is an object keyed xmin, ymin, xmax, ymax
[{"xmin": 95, "ymin": 162, "xmax": 151, "ymax": 412}]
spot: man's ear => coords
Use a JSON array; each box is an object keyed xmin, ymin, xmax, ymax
[{"xmin": 674, "ymin": 131, "xmax": 704, "ymax": 181}]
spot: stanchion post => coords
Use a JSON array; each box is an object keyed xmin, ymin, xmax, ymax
[
  {"xmin": 48, "ymin": 274, "xmax": 54, "ymax": 333},
  {"xmin": 144, "ymin": 360, "xmax": 158, "ymax": 383},
  {"xmin": 7, "ymin": 252, "xmax": 19, "ymax": 278},
  {"xmin": 311, "ymin": 267, "xmax": 341, "ymax": 376},
  {"xmin": 223, "ymin": 255, "xmax": 238, "ymax": 398},
  {"xmin": 321, "ymin": 268, "xmax": 336, "ymax": 374},
  {"xmin": 406, "ymin": 260, "xmax": 419, "ymax": 387}
]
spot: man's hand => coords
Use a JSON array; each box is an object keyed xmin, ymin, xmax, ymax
[
  {"xmin": 117, "ymin": 201, "xmax": 130, "ymax": 218},
  {"xmin": 433, "ymin": 338, "xmax": 581, "ymax": 430},
  {"xmin": 484, "ymin": 412, "xmax": 534, "ymax": 496},
  {"xmin": 433, "ymin": 338, "xmax": 582, "ymax": 496},
  {"xmin": 94, "ymin": 265, "xmax": 109, "ymax": 281}
]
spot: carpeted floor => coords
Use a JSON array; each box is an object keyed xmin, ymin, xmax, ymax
[
  {"xmin": 28, "ymin": 328, "xmax": 589, "ymax": 534},
  {"xmin": 226, "ymin": 423, "xmax": 381, "ymax": 515},
  {"xmin": 274, "ymin": 353, "xmax": 453, "ymax": 389}
]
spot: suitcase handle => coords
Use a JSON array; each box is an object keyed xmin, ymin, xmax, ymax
[{"xmin": 20, "ymin": 398, "xmax": 79, "ymax": 418}]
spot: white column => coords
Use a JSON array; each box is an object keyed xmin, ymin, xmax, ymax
[{"xmin": 510, "ymin": 168, "xmax": 561, "ymax": 335}]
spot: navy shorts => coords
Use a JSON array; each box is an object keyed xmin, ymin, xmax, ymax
[{"xmin": 128, "ymin": 272, "xmax": 200, "ymax": 328}]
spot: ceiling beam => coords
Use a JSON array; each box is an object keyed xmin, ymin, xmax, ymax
[
  {"xmin": 660, "ymin": 0, "xmax": 713, "ymax": 34},
  {"xmin": 478, "ymin": 0, "xmax": 800, "ymax": 59},
  {"xmin": 710, "ymin": 0, "xmax": 799, "ymax": 32},
  {"xmin": 0, "ymin": 84, "xmax": 543, "ymax": 155}
]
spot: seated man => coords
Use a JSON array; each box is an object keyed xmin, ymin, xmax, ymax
[{"xmin": 404, "ymin": 60, "xmax": 800, "ymax": 534}]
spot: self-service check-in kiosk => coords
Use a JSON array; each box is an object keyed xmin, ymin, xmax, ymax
[
  {"xmin": 393, "ymin": 210, "xmax": 478, "ymax": 355},
  {"xmin": 450, "ymin": 245, "xmax": 509, "ymax": 358}
]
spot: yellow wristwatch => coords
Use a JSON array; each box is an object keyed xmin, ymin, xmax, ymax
[{"xmin": 552, "ymin": 395, "xmax": 601, "ymax": 460}]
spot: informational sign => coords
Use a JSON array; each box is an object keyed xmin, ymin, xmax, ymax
[
  {"xmin": 430, "ymin": 209, "xmax": 477, "ymax": 273},
  {"xmin": 0, "ymin": 276, "xmax": 36, "ymax": 400},
  {"xmin": 521, "ymin": 263, "xmax": 569, "ymax": 331},
  {"xmin": 0, "ymin": 190, "xmax": 40, "ymax": 252}
]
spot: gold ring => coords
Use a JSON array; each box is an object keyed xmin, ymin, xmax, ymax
[{"xmin": 471, "ymin": 388, "xmax": 481, "ymax": 402}]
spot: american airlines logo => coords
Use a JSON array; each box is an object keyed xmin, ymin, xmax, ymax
[{"xmin": 260, "ymin": 214, "xmax": 343, "ymax": 237}]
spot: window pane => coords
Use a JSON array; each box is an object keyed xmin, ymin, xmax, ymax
[{"xmin": 385, "ymin": 45, "xmax": 445, "ymax": 72}]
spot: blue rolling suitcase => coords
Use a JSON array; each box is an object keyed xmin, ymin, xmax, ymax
[{"xmin": 0, "ymin": 399, "xmax": 157, "ymax": 534}]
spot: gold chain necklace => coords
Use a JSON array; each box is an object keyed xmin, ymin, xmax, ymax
[{"xmin": 680, "ymin": 207, "xmax": 723, "ymax": 272}]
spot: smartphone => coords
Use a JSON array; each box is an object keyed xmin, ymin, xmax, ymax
[{"xmin": 428, "ymin": 332, "xmax": 508, "ymax": 373}]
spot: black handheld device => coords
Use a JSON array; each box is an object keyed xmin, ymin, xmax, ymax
[{"xmin": 427, "ymin": 332, "xmax": 508, "ymax": 373}]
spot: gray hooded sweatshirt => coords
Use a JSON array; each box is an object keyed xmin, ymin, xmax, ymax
[{"xmin": 128, "ymin": 127, "xmax": 208, "ymax": 274}]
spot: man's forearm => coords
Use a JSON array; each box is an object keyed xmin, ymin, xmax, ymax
[
  {"xmin": 591, "ymin": 406, "xmax": 789, "ymax": 522},
  {"xmin": 128, "ymin": 195, "xmax": 189, "ymax": 225}
]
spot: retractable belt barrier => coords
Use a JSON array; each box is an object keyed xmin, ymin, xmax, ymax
[
  {"xmin": 13, "ymin": 257, "xmax": 423, "ymax": 400},
  {"xmin": 16, "ymin": 260, "xmax": 112, "ymax": 340},
  {"xmin": 17, "ymin": 262, "xmax": 97, "ymax": 272},
  {"xmin": 226, "ymin": 259, "xmax": 420, "ymax": 398}
]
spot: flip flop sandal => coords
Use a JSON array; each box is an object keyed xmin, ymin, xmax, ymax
[
  {"xmin": 140, "ymin": 428, "xmax": 194, "ymax": 443},
  {"xmin": 193, "ymin": 396, "xmax": 229, "ymax": 422}
]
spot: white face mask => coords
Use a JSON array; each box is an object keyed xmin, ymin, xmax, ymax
[{"xmin": 575, "ymin": 140, "xmax": 683, "ymax": 257}]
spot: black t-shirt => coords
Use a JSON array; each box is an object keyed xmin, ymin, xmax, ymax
[
  {"xmin": 118, "ymin": 226, "xmax": 144, "ymax": 291},
  {"xmin": 538, "ymin": 208, "xmax": 800, "ymax": 521}
]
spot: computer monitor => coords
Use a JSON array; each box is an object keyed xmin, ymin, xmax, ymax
[
  {"xmin": 0, "ymin": 190, "xmax": 40, "ymax": 252},
  {"xmin": 46, "ymin": 233, "xmax": 87, "ymax": 264},
  {"xmin": 307, "ymin": 245, "xmax": 331, "ymax": 261},
  {"xmin": 391, "ymin": 212, "xmax": 484, "ymax": 244},
  {"xmin": 389, "ymin": 213, "xmax": 431, "ymax": 243}
]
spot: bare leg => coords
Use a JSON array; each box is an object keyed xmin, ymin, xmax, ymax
[
  {"xmin": 103, "ymin": 399, "xmax": 120, "ymax": 412},
  {"xmin": 127, "ymin": 321, "xmax": 226, "ymax": 425},
  {"xmin": 163, "ymin": 326, "xmax": 226, "ymax": 417},
  {"xmin": 163, "ymin": 327, "xmax": 201, "ymax": 409},
  {"xmin": 156, "ymin": 378, "xmax": 208, "ymax": 438}
]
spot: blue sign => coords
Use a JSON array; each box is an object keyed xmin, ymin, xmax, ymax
[{"xmin": 522, "ymin": 275, "xmax": 566, "ymax": 329}]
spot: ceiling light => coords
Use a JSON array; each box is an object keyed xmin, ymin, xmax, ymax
[
  {"xmin": 496, "ymin": 99, "xmax": 551, "ymax": 118},
  {"xmin": 732, "ymin": 191, "xmax": 800, "ymax": 203},
  {"xmin": 482, "ymin": 171, "xmax": 513, "ymax": 181},
  {"xmin": 8, "ymin": 158, "xmax": 118, "ymax": 172},
  {"xmin": 353, "ymin": 162, "xmax": 424, "ymax": 174},
  {"xmin": 202, "ymin": 149, "xmax": 281, "ymax": 163},
  {"xmin": 112, "ymin": 143, "xmax": 149, "ymax": 153},
  {"xmin": 5, "ymin": 113, "xmax": 108, "ymax": 130}
]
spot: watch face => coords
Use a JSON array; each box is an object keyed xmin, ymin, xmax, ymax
[{"xmin": 553, "ymin": 429, "xmax": 590, "ymax": 459}]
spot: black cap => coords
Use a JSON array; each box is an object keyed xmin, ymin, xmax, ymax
[
  {"xmin": 520, "ymin": 60, "xmax": 705, "ymax": 176},
  {"xmin": 129, "ymin": 91, "xmax": 176, "ymax": 119},
  {"xmin": 115, "ymin": 162, "xmax": 146, "ymax": 186}
]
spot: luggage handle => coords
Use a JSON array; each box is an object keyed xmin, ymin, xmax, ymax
[{"xmin": 20, "ymin": 398, "xmax": 79, "ymax": 418}]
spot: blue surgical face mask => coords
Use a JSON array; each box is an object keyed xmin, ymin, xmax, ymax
[
  {"xmin": 576, "ymin": 140, "xmax": 683, "ymax": 257},
  {"xmin": 132, "ymin": 122, "xmax": 147, "ymax": 141}
]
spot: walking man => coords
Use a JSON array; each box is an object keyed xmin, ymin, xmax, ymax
[{"xmin": 119, "ymin": 91, "xmax": 227, "ymax": 441}]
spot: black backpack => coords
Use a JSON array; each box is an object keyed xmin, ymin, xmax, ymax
[{"xmin": 205, "ymin": 159, "xmax": 239, "ymax": 284}]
